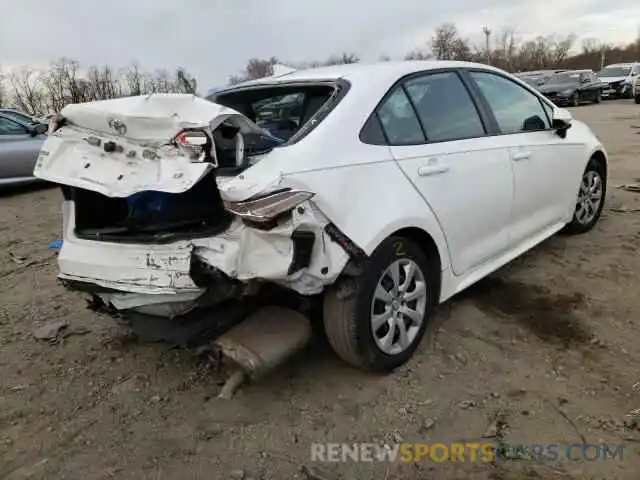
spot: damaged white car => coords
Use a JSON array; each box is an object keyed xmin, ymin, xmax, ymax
[{"xmin": 35, "ymin": 61, "xmax": 607, "ymax": 372}]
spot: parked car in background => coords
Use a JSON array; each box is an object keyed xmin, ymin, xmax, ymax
[
  {"xmin": 538, "ymin": 70, "xmax": 604, "ymax": 106},
  {"xmin": 35, "ymin": 61, "xmax": 608, "ymax": 372},
  {"xmin": 598, "ymin": 63, "xmax": 640, "ymax": 99},
  {"xmin": 515, "ymin": 70, "xmax": 566, "ymax": 88},
  {"xmin": 0, "ymin": 113, "xmax": 48, "ymax": 187},
  {"xmin": 0, "ymin": 108, "xmax": 46, "ymax": 126}
]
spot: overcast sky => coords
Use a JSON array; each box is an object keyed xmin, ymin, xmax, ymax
[{"xmin": 2, "ymin": 0, "xmax": 639, "ymax": 88}]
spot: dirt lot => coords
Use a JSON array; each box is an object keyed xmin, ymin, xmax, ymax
[{"xmin": 2, "ymin": 100, "xmax": 640, "ymax": 480}]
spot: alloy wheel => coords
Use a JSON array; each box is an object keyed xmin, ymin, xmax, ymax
[
  {"xmin": 370, "ymin": 258, "xmax": 428, "ymax": 355},
  {"xmin": 575, "ymin": 170, "xmax": 603, "ymax": 225}
]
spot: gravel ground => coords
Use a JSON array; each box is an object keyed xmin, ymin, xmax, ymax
[{"xmin": 1, "ymin": 100, "xmax": 640, "ymax": 480}]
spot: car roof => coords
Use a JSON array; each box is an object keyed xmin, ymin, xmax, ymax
[
  {"xmin": 557, "ymin": 69, "xmax": 591, "ymax": 74},
  {"xmin": 604, "ymin": 63, "xmax": 637, "ymax": 67},
  {"xmin": 222, "ymin": 60, "xmax": 510, "ymax": 90}
]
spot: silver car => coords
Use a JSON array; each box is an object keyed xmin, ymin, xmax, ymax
[{"xmin": 0, "ymin": 113, "xmax": 48, "ymax": 187}]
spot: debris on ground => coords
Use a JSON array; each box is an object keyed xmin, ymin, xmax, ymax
[
  {"xmin": 617, "ymin": 183, "xmax": 640, "ymax": 193},
  {"xmin": 301, "ymin": 465, "xmax": 333, "ymax": 480},
  {"xmin": 8, "ymin": 252, "xmax": 27, "ymax": 264},
  {"xmin": 611, "ymin": 206, "xmax": 640, "ymax": 213},
  {"xmin": 229, "ymin": 468, "xmax": 246, "ymax": 480},
  {"xmin": 32, "ymin": 321, "xmax": 89, "ymax": 344},
  {"xmin": 419, "ymin": 417, "xmax": 437, "ymax": 433},
  {"xmin": 459, "ymin": 400, "xmax": 477, "ymax": 409},
  {"xmin": 483, "ymin": 411, "xmax": 510, "ymax": 439}
]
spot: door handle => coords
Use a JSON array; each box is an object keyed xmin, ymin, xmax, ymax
[
  {"xmin": 511, "ymin": 151, "xmax": 531, "ymax": 161},
  {"xmin": 418, "ymin": 164, "xmax": 449, "ymax": 177}
]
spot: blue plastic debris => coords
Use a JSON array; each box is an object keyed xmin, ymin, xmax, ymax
[{"xmin": 49, "ymin": 240, "xmax": 63, "ymax": 249}]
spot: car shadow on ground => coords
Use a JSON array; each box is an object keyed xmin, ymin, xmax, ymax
[{"xmin": 0, "ymin": 181, "xmax": 56, "ymax": 198}]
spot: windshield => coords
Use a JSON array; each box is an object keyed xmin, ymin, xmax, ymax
[
  {"xmin": 547, "ymin": 73, "xmax": 581, "ymax": 84},
  {"xmin": 600, "ymin": 67, "xmax": 631, "ymax": 77}
]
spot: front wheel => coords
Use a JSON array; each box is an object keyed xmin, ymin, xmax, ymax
[
  {"xmin": 562, "ymin": 158, "xmax": 606, "ymax": 234},
  {"xmin": 322, "ymin": 236, "xmax": 436, "ymax": 372},
  {"xmin": 594, "ymin": 91, "xmax": 601, "ymax": 104},
  {"xmin": 571, "ymin": 93, "xmax": 580, "ymax": 107},
  {"xmin": 635, "ymin": 95, "xmax": 640, "ymax": 105}
]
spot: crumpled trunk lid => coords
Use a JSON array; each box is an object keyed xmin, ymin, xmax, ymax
[{"xmin": 34, "ymin": 93, "xmax": 264, "ymax": 197}]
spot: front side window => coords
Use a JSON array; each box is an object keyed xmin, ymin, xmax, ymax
[
  {"xmin": 404, "ymin": 72, "xmax": 485, "ymax": 142},
  {"xmin": 376, "ymin": 86, "xmax": 425, "ymax": 145},
  {"xmin": 470, "ymin": 71, "xmax": 551, "ymax": 134},
  {"xmin": 0, "ymin": 117, "xmax": 27, "ymax": 135}
]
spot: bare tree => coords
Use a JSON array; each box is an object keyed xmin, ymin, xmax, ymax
[
  {"xmin": 0, "ymin": 71, "xmax": 6, "ymax": 108},
  {"xmin": 176, "ymin": 68, "xmax": 197, "ymax": 94},
  {"xmin": 404, "ymin": 48, "xmax": 431, "ymax": 60},
  {"xmin": 430, "ymin": 23, "xmax": 461, "ymax": 60},
  {"xmin": 322, "ymin": 52, "xmax": 360, "ymax": 65},
  {"xmin": 9, "ymin": 68, "xmax": 45, "ymax": 115},
  {"xmin": 229, "ymin": 57, "xmax": 278, "ymax": 84},
  {"xmin": 123, "ymin": 61, "xmax": 144, "ymax": 96}
]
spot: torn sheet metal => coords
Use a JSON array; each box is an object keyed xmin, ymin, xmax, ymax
[
  {"xmin": 58, "ymin": 93, "xmax": 264, "ymax": 142},
  {"xmin": 57, "ymin": 201, "xmax": 203, "ymax": 295},
  {"xmin": 57, "ymin": 198, "xmax": 350, "ymax": 315},
  {"xmin": 193, "ymin": 202, "xmax": 350, "ymax": 294},
  {"xmin": 34, "ymin": 94, "xmax": 265, "ymax": 197}
]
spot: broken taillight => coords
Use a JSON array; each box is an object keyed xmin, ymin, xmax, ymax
[
  {"xmin": 223, "ymin": 189, "xmax": 315, "ymax": 224},
  {"xmin": 47, "ymin": 114, "xmax": 66, "ymax": 135},
  {"xmin": 174, "ymin": 130, "xmax": 209, "ymax": 162}
]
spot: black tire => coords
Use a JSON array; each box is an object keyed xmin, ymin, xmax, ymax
[
  {"xmin": 635, "ymin": 95, "xmax": 640, "ymax": 105},
  {"xmin": 562, "ymin": 157, "xmax": 606, "ymax": 235},
  {"xmin": 571, "ymin": 93, "xmax": 580, "ymax": 107},
  {"xmin": 322, "ymin": 236, "xmax": 437, "ymax": 372},
  {"xmin": 594, "ymin": 91, "xmax": 601, "ymax": 104}
]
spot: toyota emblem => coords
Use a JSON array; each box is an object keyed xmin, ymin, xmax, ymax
[{"xmin": 107, "ymin": 118, "xmax": 127, "ymax": 136}]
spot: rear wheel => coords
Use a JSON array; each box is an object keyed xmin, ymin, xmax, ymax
[
  {"xmin": 323, "ymin": 236, "xmax": 436, "ymax": 372},
  {"xmin": 562, "ymin": 157, "xmax": 606, "ymax": 234}
]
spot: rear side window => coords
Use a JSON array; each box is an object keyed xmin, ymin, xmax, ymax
[
  {"xmin": 377, "ymin": 86, "xmax": 425, "ymax": 145},
  {"xmin": 470, "ymin": 71, "xmax": 551, "ymax": 134},
  {"xmin": 404, "ymin": 72, "xmax": 485, "ymax": 142}
]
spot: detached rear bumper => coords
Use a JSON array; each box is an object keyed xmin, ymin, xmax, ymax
[{"xmin": 57, "ymin": 200, "xmax": 350, "ymax": 317}]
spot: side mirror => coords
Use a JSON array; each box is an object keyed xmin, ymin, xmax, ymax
[
  {"xmin": 581, "ymin": 77, "xmax": 590, "ymax": 83},
  {"xmin": 30, "ymin": 123, "xmax": 48, "ymax": 136},
  {"xmin": 552, "ymin": 108, "xmax": 572, "ymax": 138}
]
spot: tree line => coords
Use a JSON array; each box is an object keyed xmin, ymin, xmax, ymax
[
  {"xmin": 0, "ymin": 59, "xmax": 197, "ymax": 116},
  {"xmin": 2, "ymin": 23, "xmax": 639, "ymax": 115}
]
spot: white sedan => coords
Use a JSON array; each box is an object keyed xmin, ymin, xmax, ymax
[{"xmin": 35, "ymin": 60, "xmax": 607, "ymax": 372}]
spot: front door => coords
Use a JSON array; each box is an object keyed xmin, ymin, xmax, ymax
[{"xmin": 466, "ymin": 70, "xmax": 585, "ymax": 246}]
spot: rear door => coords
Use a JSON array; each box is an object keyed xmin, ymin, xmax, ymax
[
  {"xmin": 0, "ymin": 116, "xmax": 42, "ymax": 178},
  {"xmin": 374, "ymin": 70, "xmax": 514, "ymax": 276},
  {"xmin": 465, "ymin": 70, "xmax": 585, "ymax": 247}
]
